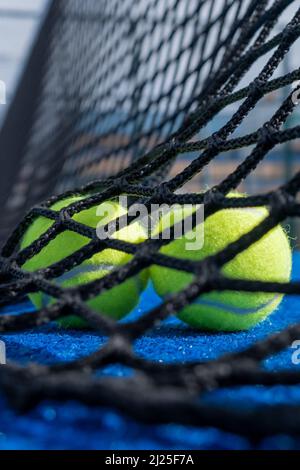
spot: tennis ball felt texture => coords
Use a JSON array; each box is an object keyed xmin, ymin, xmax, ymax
[
  {"xmin": 150, "ymin": 195, "xmax": 292, "ymax": 331},
  {"xmin": 21, "ymin": 196, "xmax": 148, "ymax": 328}
]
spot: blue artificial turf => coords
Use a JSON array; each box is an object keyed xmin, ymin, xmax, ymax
[{"xmin": 0, "ymin": 253, "xmax": 300, "ymax": 450}]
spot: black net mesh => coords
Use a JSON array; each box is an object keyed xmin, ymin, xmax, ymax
[{"xmin": 1, "ymin": 0, "xmax": 300, "ymax": 437}]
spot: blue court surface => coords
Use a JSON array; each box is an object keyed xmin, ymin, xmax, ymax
[{"xmin": 1, "ymin": 253, "xmax": 300, "ymax": 450}]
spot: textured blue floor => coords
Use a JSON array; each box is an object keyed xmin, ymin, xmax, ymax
[{"xmin": 1, "ymin": 254, "xmax": 300, "ymax": 450}]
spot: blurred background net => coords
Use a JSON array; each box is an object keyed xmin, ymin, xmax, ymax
[
  {"xmin": 0, "ymin": 0, "xmax": 300, "ymax": 437},
  {"xmin": 1, "ymin": 0, "xmax": 300, "ymax": 240}
]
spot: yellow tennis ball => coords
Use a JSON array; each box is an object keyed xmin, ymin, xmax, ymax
[
  {"xmin": 21, "ymin": 195, "xmax": 148, "ymax": 328},
  {"xmin": 150, "ymin": 194, "xmax": 292, "ymax": 331}
]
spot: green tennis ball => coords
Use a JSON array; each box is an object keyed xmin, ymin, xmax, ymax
[
  {"xmin": 150, "ymin": 193, "xmax": 292, "ymax": 331},
  {"xmin": 21, "ymin": 195, "xmax": 149, "ymax": 328}
]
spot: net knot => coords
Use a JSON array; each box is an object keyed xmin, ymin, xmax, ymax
[
  {"xmin": 167, "ymin": 137, "xmax": 178, "ymax": 149},
  {"xmin": 30, "ymin": 272, "xmax": 45, "ymax": 285},
  {"xmin": 133, "ymin": 243, "xmax": 151, "ymax": 261},
  {"xmin": 207, "ymin": 134, "xmax": 225, "ymax": 151},
  {"xmin": 128, "ymin": 17, "xmax": 138, "ymax": 34},
  {"xmin": 156, "ymin": 183, "xmax": 172, "ymax": 201},
  {"xmin": 61, "ymin": 291, "xmax": 81, "ymax": 307},
  {"xmin": 110, "ymin": 334, "xmax": 132, "ymax": 356},
  {"xmin": 269, "ymin": 189, "xmax": 294, "ymax": 216},
  {"xmin": 203, "ymin": 189, "xmax": 224, "ymax": 206},
  {"xmin": 258, "ymin": 124, "xmax": 277, "ymax": 145},
  {"xmin": 57, "ymin": 208, "xmax": 71, "ymax": 224},
  {"xmin": 195, "ymin": 259, "xmax": 219, "ymax": 283},
  {"xmin": 248, "ymin": 78, "xmax": 265, "ymax": 100}
]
